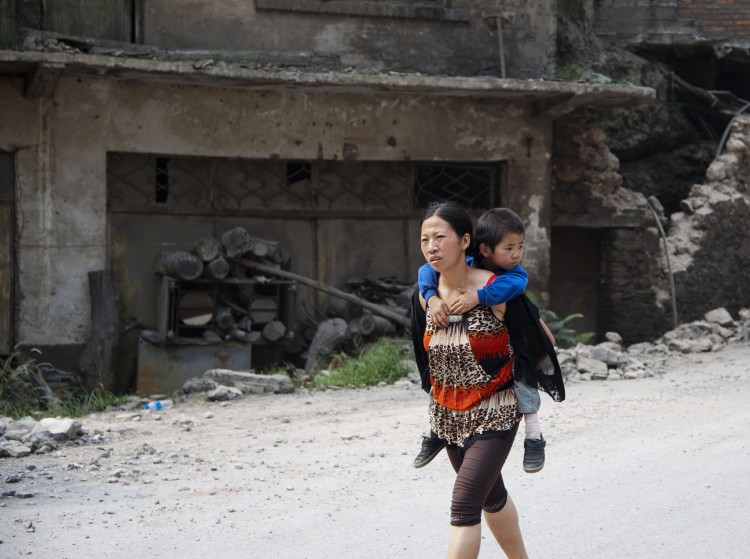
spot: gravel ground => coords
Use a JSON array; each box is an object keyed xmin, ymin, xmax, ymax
[{"xmin": 2, "ymin": 342, "xmax": 749, "ymax": 559}]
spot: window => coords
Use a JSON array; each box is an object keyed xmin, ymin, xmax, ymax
[{"xmin": 107, "ymin": 154, "xmax": 504, "ymax": 213}]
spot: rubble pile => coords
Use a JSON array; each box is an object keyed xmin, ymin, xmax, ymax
[
  {"xmin": 560, "ymin": 306, "xmax": 750, "ymax": 381},
  {"xmin": 182, "ymin": 369, "xmax": 294, "ymax": 398},
  {"xmin": 0, "ymin": 417, "xmax": 91, "ymax": 459}
]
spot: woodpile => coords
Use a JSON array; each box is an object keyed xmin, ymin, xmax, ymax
[
  {"xmin": 146, "ymin": 228, "xmax": 294, "ymax": 347},
  {"xmin": 145, "ymin": 226, "xmax": 415, "ymax": 375}
]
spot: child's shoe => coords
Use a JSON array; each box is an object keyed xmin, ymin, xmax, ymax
[
  {"xmin": 523, "ymin": 436, "xmax": 545, "ymax": 473},
  {"xmin": 413, "ymin": 435, "xmax": 446, "ymax": 468}
]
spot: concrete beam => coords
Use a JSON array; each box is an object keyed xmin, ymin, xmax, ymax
[{"xmin": 0, "ymin": 50, "xmax": 656, "ymax": 111}]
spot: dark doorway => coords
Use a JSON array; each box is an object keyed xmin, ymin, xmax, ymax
[
  {"xmin": 550, "ymin": 227, "xmax": 601, "ymax": 341},
  {"xmin": 0, "ymin": 152, "xmax": 15, "ymax": 354}
]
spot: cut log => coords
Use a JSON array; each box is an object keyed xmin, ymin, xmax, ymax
[
  {"xmin": 369, "ymin": 315, "xmax": 396, "ymax": 336},
  {"xmin": 327, "ymin": 298, "xmax": 364, "ymax": 321},
  {"xmin": 349, "ymin": 314, "xmax": 375, "ymax": 336},
  {"xmin": 349, "ymin": 314, "xmax": 395, "ymax": 337},
  {"xmin": 228, "ymin": 326, "xmax": 252, "ymax": 343},
  {"xmin": 250, "ymin": 298, "xmax": 278, "ymax": 324},
  {"xmin": 78, "ymin": 270, "xmax": 119, "ymax": 391},
  {"xmin": 214, "ymin": 306, "xmax": 235, "ymax": 331},
  {"xmin": 247, "ymin": 237, "xmax": 280, "ymax": 260},
  {"xmin": 155, "ymin": 251, "xmax": 204, "ymax": 281},
  {"xmin": 304, "ymin": 318, "xmax": 350, "ymax": 374},
  {"xmin": 204, "ymin": 256, "xmax": 230, "ymax": 279},
  {"xmin": 192, "ymin": 236, "xmax": 223, "ymax": 262},
  {"xmin": 202, "ymin": 330, "xmax": 222, "ymax": 342},
  {"xmin": 221, "ymin": 297, "xmax": 248, "ymax": 317},
  {"xmin": 251, "ymin": 241, "xmax": 268, "ymax": 258},
  {"xmin": 262, "ymin": 320, "xmax": 287, "ymax": 342},
  {"xmin": 221, "ymin": 227, "xmax": 254, "ymax": 258},
  {"xmin": 177, "ymin": 291, "xmax": 213, "ymax": 325},
  {"xmin": 236, "ymin": 259, "xmax": 410, "ymax": 328}
]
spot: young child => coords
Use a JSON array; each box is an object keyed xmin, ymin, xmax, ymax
[{"xmin": 413, "ymin": 208, "xmax": 548, "ymax": 473}]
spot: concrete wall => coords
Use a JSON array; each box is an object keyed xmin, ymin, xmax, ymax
[
  {"xmin": 0, "ymin": 73, "xmax": 554, "ymax": 353},
  {"xmin": 141, "ymin": 0, "xmax": 557, "ymax": 79}
]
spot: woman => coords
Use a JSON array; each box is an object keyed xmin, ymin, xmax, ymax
[{"xmin": 418, "ymin": 201, "xmax": 529, "ymax": 559}]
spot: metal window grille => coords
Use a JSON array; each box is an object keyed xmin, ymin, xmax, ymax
[{"xmin": 108, "ymin": 154, "xmax": 503, "ymax": 213}]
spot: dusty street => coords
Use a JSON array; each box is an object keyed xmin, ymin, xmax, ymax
[{"xmin": 2, "ymin": 342, "xmax": 749, "ymax": 559}]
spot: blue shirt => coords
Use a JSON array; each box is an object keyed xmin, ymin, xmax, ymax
[{"xmin": 417, "ymin": 256, "xmax": 528, "ymax": 307}]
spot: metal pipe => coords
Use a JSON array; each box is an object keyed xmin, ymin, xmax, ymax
[{"xmin": 715, "ymin": 101, "xmax": 750, "ymax": 158}]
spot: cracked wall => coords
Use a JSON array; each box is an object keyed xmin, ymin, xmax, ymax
[{"xmin": 666, "ymin": 115, "xmax": 750, "ymax": 322}]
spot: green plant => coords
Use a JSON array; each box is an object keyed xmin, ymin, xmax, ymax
[
  {"xmin": 1, "ymin": 348, "xmax": 130, "ymax": 419},
  {"xmin": 45, "ymin": 383, "xmax": 131, "ymax": 418},
  {"xmin": 538, "ymin": 309, "xmax": 595, "ymax": 348},
  {"xmin": 526, "ymin": 293, "xmax": 595, "ymax": 348},
  {"xmin": 0, "ymin": 348, "xmax": 51, "ymax": 418},
  {"xmin": 556, "ymin": 62, "xmax": 587, "ymax": 82},
  {"xmin": 309, "ymin": 337, "xmax": 410, "ymax": 390}
]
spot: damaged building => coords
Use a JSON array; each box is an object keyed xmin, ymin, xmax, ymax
[
  {"xmin": 3, "ymin": 0, "xmax": 745, "ymax": 394},
  {"xmin": 551, "ymin": 0, "xmax": 750, "ymax": 339}
]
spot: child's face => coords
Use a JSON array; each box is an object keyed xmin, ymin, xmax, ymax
[{"xmin": 480, "ymin": 233, "xmax": 524, "ymax": 270}]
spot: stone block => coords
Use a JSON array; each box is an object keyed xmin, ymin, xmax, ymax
[{"xmin": 704, "ymin": 307, "xmax": 734, "ymax": 327}]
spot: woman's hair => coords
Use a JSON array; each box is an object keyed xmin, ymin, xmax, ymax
[{"xmin": 420, "ymin": 201, "xmax": 475, "ymax": 255}]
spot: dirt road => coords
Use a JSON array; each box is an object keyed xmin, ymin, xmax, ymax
[{"xmin": 2, "ymin": 342, "xmax": 749, "ymax": 558}]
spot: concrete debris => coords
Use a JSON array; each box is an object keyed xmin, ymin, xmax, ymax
[
  {"xmin": 200, "ymin": 368, "xmax": 294, "ymax": 395},
  {"xmin": 560, "ymin": 307, "xmax": 749, "ymax": 381},
  {"xmin": 206, "ymin": 385, "xmax": 243, "ymax": 401}
]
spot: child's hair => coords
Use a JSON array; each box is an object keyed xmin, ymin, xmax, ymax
[
  {"xmin": 420, "ymin": 201, "xmax": 474, "ymax": 243},
  {"xmin": 474, "ymin": 208, "xmax": 525, "ymax": 250}
]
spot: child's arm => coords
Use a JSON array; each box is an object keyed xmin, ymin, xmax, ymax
[
  {"xmin": 479, "ymin": 265, "xmax": 528, "ymax": 306},
  {"xmin": 449, "ymin": 265, "xmax": 529, "ymax": 314},
  {"xmin": 417, "ymin": 262, "xmax": 450, "ymax": 328}
]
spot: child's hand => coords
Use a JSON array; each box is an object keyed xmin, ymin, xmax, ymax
[
  {"xmin": 428, "ymin": 296, "xmax": 451, "ymax": 328},
  {"xmin": 449, "ymin": 288, "xmax": 479, "ymax": 315}
]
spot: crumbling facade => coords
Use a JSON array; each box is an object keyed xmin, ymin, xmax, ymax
[{"xmin": 0, "ymin": 1, "xmax": 656, "ymax": 389}]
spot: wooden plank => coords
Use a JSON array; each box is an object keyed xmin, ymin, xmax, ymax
[{"xmin": 237, "ymin": 258, "xmax": 411, "ymax": 328}]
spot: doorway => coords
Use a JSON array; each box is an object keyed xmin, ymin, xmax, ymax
[
  {"xmin": 550, "ymin": 226, "xmax": 602, "ymax": 341},
  {"xmin": 0, "ymin": 152, "xmax": 15, "ymax": 354}
]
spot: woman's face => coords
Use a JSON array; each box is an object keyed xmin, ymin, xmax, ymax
[{"xmin": 420, "ymin": 215, "xmax": 470, "ymax": 272}]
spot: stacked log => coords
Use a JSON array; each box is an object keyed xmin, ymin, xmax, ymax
[
  {"xmin": 147, "ymin": 227, "xmax": 413, "ymax": 377},
  {"xmin": 149, "ymin": 226, "xmax": 296, "ymax": 347}
]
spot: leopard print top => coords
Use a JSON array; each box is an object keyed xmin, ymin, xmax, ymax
[{"xmin": 424, "ymin": 304, "xmax": 520, "ymax": 446}]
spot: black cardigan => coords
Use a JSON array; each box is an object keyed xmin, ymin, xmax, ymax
[{"xmin": 410, "ymin": 289, "xmax": 565, "ymax": 403}]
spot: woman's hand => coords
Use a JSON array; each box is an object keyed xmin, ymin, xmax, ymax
[{"xmin": 428, "ymin": 296, "xmax": 451, "ymax": 328}]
